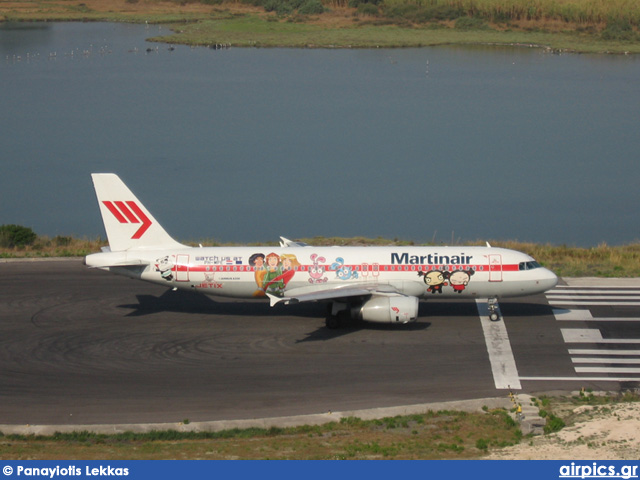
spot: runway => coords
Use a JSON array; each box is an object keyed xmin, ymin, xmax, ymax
[{"xmin": 1, "ymin": 260, "xmax": 638, "ymax": 426}]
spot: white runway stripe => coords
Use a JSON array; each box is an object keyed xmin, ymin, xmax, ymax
[
  {"xmin": 553, "ymin": 308, "xmax": 640, "ymax": 322},
  {"xmin": 574, "ymin": 366, "xmax": 640, "ymax": 374},
  {"xmin": 476, "ymin": 299, "xmax": 520, "ymax": 390},
  {"xmin": 561, "ymin": 328, "xmax": 640, "ymax": 344},
  {"xmin": 572, "ymin": 357, "xmax": 640, "ymax": 364},
  {"xmin": 569, "ymin": 349, "xmax": 640, "ymax": 355},
  {"xmin": 552, "ymin": 287, "xmax": 640, "ymax": 292},
  {"xmin": 547, "ymin": 295, "xmax": 640, "ymax": 300},
  {"xmin": 549, "ymin": 300, "xmax": 640, "ymax": 306},
  {"xmin": 520, "ymin": 376, "xmax": 640, "ymax": 382}
]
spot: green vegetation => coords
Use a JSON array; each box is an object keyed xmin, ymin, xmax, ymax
[
  {"xmin": 0, "ymin": 224, "xmax": 37, "ymax": 248},
  {"xmin": 1, "ymin": 0, "xmax": 639, "ymax": 53},
  {"xmin": 533, "ymin": 391, "xmax": 640, "ymax": 435},
  {"xmin": 0, "ymin": 408, "xmax": 522, "ymax": 459},
  {"xmin": 1, "ymin": 392, "xmax": 638, "ymax": 459},
  {"xmin": 2, "ymin": 227, "xmax": 640, "ymax": 278},
  {"xmin": 0, "ymin": 232, "xmax": 104, "ymax": 258}
]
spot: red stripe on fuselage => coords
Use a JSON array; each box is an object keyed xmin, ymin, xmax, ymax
[{"xmin": 184, "ymin": 264, "xmax": 519, "ymax": 273}]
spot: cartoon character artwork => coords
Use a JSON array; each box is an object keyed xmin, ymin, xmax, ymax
[
  {"xmin": 249, "ymin": 253, "xmax": 266, "ymax": 297},
  {"xmin": 262, "ymin": 252, "xmax": 285, "ymax": 296},
  {"xmin": 155, "ymin": 255, "xmax": 174, "ymax": 282},
  {"xmin": 331, "ymin": 257, "xmax": 359, "ymax": 281},
  {"xmin": 418, "ymin": 270, "xmax": 449, "ymax": 294},
  {"xmin": 449, "ymin": 269, "xmax": 474, "ymax": 293},
  {"xmin": 280, "ymin": 253, "xmax": 300, "ymax": 289},
  {"xmin": 250, "ymin": 252, "xmax": 300, "ymax": 297},
  {"xmin": 308, "ymin": 253, "xmax": 328, "ymax": 284}
]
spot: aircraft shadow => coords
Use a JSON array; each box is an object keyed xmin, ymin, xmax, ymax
[
  {"xmin": 119, "ymin": 289, "xmax": 324, "ymax": 318},
  {"xmin": 498, "ymin": 302, "xmax": 556, "ymax": 317},
  {"xmin": 117, "ymin": 289, "xmax": 434, "ymax": 341},
  {"xmin": 295, "ymin": 321, "xmax": 432, "ymax": 343}
]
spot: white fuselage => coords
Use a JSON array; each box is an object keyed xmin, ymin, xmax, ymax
[{"xmin": 85, "ymin": 245, "xmax": 558, "ymax": 300}]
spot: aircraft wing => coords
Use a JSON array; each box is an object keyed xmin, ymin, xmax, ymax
[{"xmin": 267, "ymin": 283, "xmax": 399, "ymax": 307}]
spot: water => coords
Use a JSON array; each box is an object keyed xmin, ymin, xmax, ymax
[{"xmin": 2, "ymin": 22, "xmax": 639, "ymax": 246}]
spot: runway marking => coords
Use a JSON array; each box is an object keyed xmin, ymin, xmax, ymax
[
  {"xmin": 549, "ymin": 301, "xmax": 640, "ymax": 306},
  {"xmin": 476, "ymin": 299, "xmax": 521, "ymax": 390},
  {"xmin": 553, "ymin": 309, "xmax": 640, "ymax": 322},
  {"xmin": 574, "ymin": 366, "xmax": 640, "ymax": 374},
  {"xmin": 572, "ymin": 357, "xmax": 640, "ymax": 364},
  {"xmin": 548, "ymin": 295, "xmax": 640, "ymax": 300},
  {"xmin": 561, "ymin": 328, "xmax": 640, "ymax": 344},
  {"xmin": 538, "ymin": 283, "xmax": 640, "ymax": 383},
  {"xmin": 520, "ymin": 376, "xmax": 640, "ymax": 382},
  {"xmin": 550, "ymin": 289, "xmax": 640, "ymax": 294},
  {"xmin": 569, "ymin": 349, "xmax": 640, "ymax": 356},
  {"xmin": 547, "ymin": 285, "xmax": 640, "ymax": 306}
]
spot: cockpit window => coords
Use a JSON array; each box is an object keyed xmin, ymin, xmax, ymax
[{"xmin": 519, "ymin": 261, "xmax": 541, "ymax": 271}]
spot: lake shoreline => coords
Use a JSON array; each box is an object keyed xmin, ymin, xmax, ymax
[{"xmin": 2, "ymin": 0, "xmax": 639, "ymax": 54}]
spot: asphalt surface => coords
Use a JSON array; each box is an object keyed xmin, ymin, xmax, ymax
[{"xmin": 1, "ymin": 259, "xmax": 638, "ymax": 427}]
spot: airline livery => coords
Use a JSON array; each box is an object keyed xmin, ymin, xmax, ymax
[{"xmin": 85, "ymin": 174, "xmax": 558, "ymax": 328}]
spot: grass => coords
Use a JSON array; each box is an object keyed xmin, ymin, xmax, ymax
[
  {"xmin": 2, "ymin": 393, "xmax": 638, "ymax": 459},
  {"xmin": 1, "ymin": 0, "xmax": 639, "ymax": 53},
  {"xmin": 151, "ymin": 14, "xmax": 640, "ymax": 52},
  {"xmin": 0, "ymin": 408, "xmax": 523, "ymax": 459},
  {"xmin": 3, "ymin": 235, "xmax": 640, "ymax": 278}
]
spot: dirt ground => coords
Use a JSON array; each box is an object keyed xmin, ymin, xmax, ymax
[{"xmin": 490, "ymin": 402, "xmax": 640, "ymax": 460}]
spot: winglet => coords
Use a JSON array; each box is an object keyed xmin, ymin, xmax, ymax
[{"xmin": 279, "ymin": 237, "xmax": 310, "ymax": 248}]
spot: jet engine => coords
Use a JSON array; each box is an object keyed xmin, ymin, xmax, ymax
[{"xmin": 355, "ymin": 295, "xmax": 419, "ymax": 324}]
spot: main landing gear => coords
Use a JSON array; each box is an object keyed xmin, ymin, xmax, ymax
[{"xmin": 325, "ymin": 303, "xmax": 351, "ymax": 329}]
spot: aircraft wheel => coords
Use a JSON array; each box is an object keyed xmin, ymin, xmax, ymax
[
  {"xmin": 325, "ymin": 316, "xmax": 340, "ymax": 329},
  {"xmin": 489, "ymin": 312, "xmax": 500, "ymax": 322}
]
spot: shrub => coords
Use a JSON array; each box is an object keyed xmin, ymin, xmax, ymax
[
  {"xmin": 476, "ymin": 438, "xmax": 489, "ymax": 451},
  {"xmin": 383, "ymin": 3, "xmax": 462, "ymax": 23},
  {"xmin": 601, "ymin": 18, "xmax": 636, "ymax": 41},
  {"xmin": 455, "ymin": 16, "xmax": 489, "ymax": 30},
  {"xmin": 0, "ymin": 224, "xmax": 37, "ymax": 248},
  {"xmin": 357, "ymin": 3, "xmax": 378, "ymax": 15},
  {"xmin": 544, "ymin": 414, "xmax": 566, "ymax": 434},
  {"xmin": 298, "ymin": 0, "xmax": 324, "ymax": 15}
]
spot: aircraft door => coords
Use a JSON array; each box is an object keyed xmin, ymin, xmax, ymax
[
  {"xmin": 360, "ymin": 263, "xmax": 379, "ymax": 284},
  {"xmin": 488, "ymin": 254, "xmax": 503, "ymax": 282},
  {"xmin": 175, "ymin": 254, "xmax": 190, "ymax": 282}
]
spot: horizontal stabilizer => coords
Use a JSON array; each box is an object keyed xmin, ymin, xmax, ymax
[{"xmin": 84, "ymin": 251, "xmax": 150, "ymax": 269}]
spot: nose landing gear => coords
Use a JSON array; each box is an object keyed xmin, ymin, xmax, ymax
[{"xmin": 488, "ymin": 297, "xmax": 500, "ymax": 322}]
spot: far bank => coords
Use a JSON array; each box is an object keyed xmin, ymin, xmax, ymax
[{"xmin": 1, "ymin": 0, "xmax": 640, "ymax": 53}]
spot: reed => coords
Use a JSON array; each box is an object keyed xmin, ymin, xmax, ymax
[{"xmin": 381, "ymin": 0, "xmax": 640, "ymax": 26}]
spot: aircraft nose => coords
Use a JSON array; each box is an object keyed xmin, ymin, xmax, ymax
[{"xmin": 538, "ymin": 267, "xmax": 558, "ymax": 292}]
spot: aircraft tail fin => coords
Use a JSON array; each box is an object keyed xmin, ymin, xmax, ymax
[{"xmin": 91, "ymin": 173, "xmax": 186, "ymax": 252}]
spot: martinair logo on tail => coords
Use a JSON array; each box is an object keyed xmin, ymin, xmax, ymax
[{"xmin": 102, "ymin": 201, "xmax": 152, "ymax": 239}]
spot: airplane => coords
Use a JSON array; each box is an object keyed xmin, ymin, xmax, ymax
[{"xmin": 84, "ymin": 173, "xmax": 558, "ymax": 328}]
